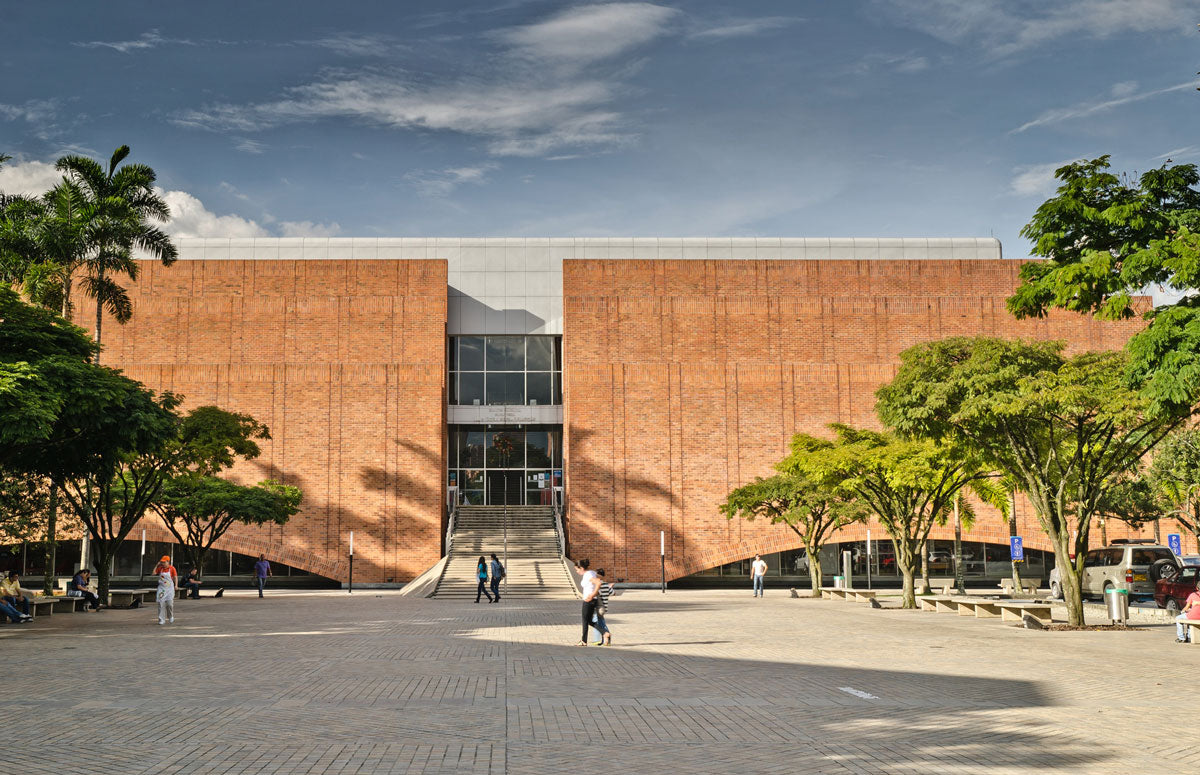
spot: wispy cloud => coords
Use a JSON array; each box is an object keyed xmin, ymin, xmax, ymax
[
  {"xmin": 1154, "ymin": 146, "xmax": 1200, "ymax": 161},
  {"xmin": 404, "ymin": 164, "xmax": 498, "ymax": 198},
  {"xmin": 849, "ymin": 52, "xmax": 930, "ymax": 75},
  {"xmin": 0, "ymin": 99, "xmax": 60, "ymax": 124},
  {"xmin": 172, "ymin": 3, "xmax": 679, "ymax": 158},
  {"xmin": 873, "ymin": 0, "xmax": 1200, "ymax": 57},
  {"xmin": 688, "ymin": 16, "xmax": 801, "ymax": 40},
  {"xmin": 1012, "ymin": 79, "xmax": 1198, "ymax": 133},
  {"xmin": 74, "ymin": 29, "xmax": 194, "ymax": 53},
  {"xmin": 233, "ymin": 138, "xmax": 266, "ymax": 154},
  {"xmin": 308, "ymin": 33, "xmax": 397, "ymax": 57}
]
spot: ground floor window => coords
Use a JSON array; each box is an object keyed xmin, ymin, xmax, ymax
[{"xmin": 448, "ymin": 425, "xmax": 563, "ymax": 506}]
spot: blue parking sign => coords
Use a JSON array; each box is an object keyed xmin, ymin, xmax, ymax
[
  {"xmin": 1168, "ymin": 533, "xmax": 1182, "ymax": 556},
  {"xmin": 1010, "ymin": 536, "xmax": 1024, "ymax": 562}
]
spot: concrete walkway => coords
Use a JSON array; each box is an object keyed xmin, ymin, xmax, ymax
[{"xmin": 3, "ymin": 588, "xmax": 1196, "ymax": 773}]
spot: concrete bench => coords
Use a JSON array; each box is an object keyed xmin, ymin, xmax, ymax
[
  {"xmin": 819, "ymin": 587, "xmax": 853, "ymax": 601},
  {"xmin": 918, "ymin": 595, "xmax": 960, "ymax": 613},
  {"xmin": 30, "ymin": 596, "xmax": 78, "ymax": 617},
  {"xmin": 1182, "ymin": 621, "xmax": 1200, "ymax": 644},
  {"xmin": 995, "ymin": 601, "xmax": 1052, "ymax": 625},
  {"xmin": 999, "ymin": 579, "xmax": 1041, "ymax": 595},
  {"xmin": 108, "ymin": 588, "xmax": 155, "ymax": 607}
]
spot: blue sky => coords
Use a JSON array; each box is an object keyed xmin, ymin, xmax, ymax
[{"xmin": 1, "ymin": 0, "xmax": 1198, "ymax": 255}]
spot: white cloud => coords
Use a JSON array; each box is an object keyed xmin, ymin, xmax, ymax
[
  {"xmin": 0, "ymin": 158, "xmax": 61, "ymax": 195},
  {"xmin": 173, "ymin": 3, "xmax": 680, "ymax": 158},
  {"xmin": 689, "ymin": 16, "xmax": 800, "ymax": 40},
  {"xmin": 874, "ymin": 0, "xmax": 1200, "ymax": 57},
  {"xmin": 404, "ymin": 164, "xmax": 498, "ymax": 198},
  {"xmin": 278, "ymin": 220, "xmax": 342, "ymax": 237},
  {"xmin": 1012, "ymin": 79, "xmax": 1197, "ymax": 133},
  {"xmin": 850, "ymin": 52, "xmax": 930, "ymax": 75},
  {"xmin": 1154, "ymin": 145, "xmax": 1200, "ymax": 161},
  {"xmin": 1009, "ymin": 160, "xmax": 1078, "ymax": 198},
  {"xmin": 159, "ymin": 190, "xmax": 270, "ymax": 238},
  {"xmin": 0, "ymin": 159, "xmax": 336, "ymax": 239},
  {"xmin": 500, "ymin": 3, "xmax": 678, "ymax": 64}
]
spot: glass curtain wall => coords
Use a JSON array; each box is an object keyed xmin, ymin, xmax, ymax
[
  {"xmin": 449, "ymin": 335, "xmax": 562, "ymax": 406},
  {"xmin": 448, "ymin": 426, "xmax": 562, "ymax": 505}
]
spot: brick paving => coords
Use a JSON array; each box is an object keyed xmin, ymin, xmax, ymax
[{"xmin": 3, "ymin": 588, "xmax": 1197, "ymax": 774}]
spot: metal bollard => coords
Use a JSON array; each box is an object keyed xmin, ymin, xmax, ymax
[{"xmin": 1105, "ymin": 587, "xmax": 1129, "ymax": 624}]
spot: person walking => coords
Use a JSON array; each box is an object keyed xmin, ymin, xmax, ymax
[
  {"xmin": 590, "ymin": 569, "xmax": 614, "ymax": 646},
  {"xmin": 153, "ymin": 556, "xmax": 177, "ymax": 625},
  {"xmin": 475, "ymin": 556, "xmax": 494, "ymax": 603},
  {"xmin": 254, "ymin": 554, "xmax": 271, "ymax": 598},
  {"xmin": 489, "ymin": 553, "xmax": 504, "ymax": 603},
  {"xmin": 573, "ymin": 559, "xmax": 598, "ymax": 646},
  {"xmin": 751, "ymin": 554, "xmax": 768, "ymax": 598}
]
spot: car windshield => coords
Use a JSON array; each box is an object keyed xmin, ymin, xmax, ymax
[{"xmin": 1131, "ymin": 548, "xmax": 1174, "ymax": 566}]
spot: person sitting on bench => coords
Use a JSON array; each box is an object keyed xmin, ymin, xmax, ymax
[
  {"xmin": 67, "ymin": 569, "xmax": 102, "ymax": 610},
  {"xmin": 0, "ymin": 571, "xmax": 31, "ymax": 616},
  {"xmin": 183, "ymin": 567, "xmax": 202, "ymax": 599}
]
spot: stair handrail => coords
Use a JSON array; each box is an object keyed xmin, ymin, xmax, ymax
[
  {"xmin": 553, "ymin": 507, "xmax": 566, "ymax": 557},
  {"xmin": 445, "ymin": 500, "xmax": 457, "ymax": 556}
]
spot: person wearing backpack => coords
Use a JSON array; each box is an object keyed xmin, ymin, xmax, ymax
[
  {"xmin": 475, "ymin": 556, "xmax": 493, "ymax": 603},
  {"xmin": 489, "ymin": 553, "xmax": 505, "ymax": 603}
]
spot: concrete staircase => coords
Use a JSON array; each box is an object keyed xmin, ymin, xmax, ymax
[{"xmin": 432, "ymin": 505, "xmax": 579, "ymax": 600}]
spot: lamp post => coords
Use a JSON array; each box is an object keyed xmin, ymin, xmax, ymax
[
  {"xmin": 138, "ymin": 530, "xmax": 146, "ymax": 583},
  {"xmin": 348, "ymin": 531, "xmax": 354, "ymax": 594},
  {"xmin": 660, "ymin": 531, "xmax": 666, "ymax": 593}
]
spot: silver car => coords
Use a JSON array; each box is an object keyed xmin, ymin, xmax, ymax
[{"xmin": 1049, "ymin": 543, "xmax": 1179, "ymax": 599}]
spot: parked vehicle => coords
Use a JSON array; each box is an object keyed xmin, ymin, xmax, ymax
[
  {"xmin": 1156, "ymin": 566, "xmax": 1200, "ymax": 613},
  {"xmin": 927, "ymin": 549, "xmax": 953, "ymax": 571},
  {"xmin": 1048, "ymin": 544, "xmax": 1179, "ymax": 600}
]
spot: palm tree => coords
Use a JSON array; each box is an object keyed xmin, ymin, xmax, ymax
[{"xmin": 55, "ymin": 145, "xmax": 176, "ymax": 357}]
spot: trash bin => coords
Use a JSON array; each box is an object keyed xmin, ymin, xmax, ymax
[
  {"xmin": 1105, "ymin": 587, "xmax": 1129, "ymax": 624},
  {"xmin": 833, "ymin": 575, "xmax": 845, "ymax": 589}
]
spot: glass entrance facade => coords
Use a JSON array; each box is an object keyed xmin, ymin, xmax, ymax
[{"xmin": 448, "ymin": 426, "xmax": 563, "ymax": 506}]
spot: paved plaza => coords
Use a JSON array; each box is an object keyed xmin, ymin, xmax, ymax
[{"xmin": 3, "ymin": 587, "xmax": 1198, "ymax": 774}]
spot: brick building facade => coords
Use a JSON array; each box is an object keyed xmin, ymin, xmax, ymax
[{"xmin": 84, "ymin": 238, "xmax": 1178, "ymax": 585}]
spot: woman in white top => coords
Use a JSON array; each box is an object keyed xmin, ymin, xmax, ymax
[{"xmin": 573, "ymin": 558, "xmax": 598, "ymax": 646}]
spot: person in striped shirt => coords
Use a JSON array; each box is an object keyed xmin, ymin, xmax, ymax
[{"xmin": 590, "ymin": 569, "xmax": 614, "ymax": 646}]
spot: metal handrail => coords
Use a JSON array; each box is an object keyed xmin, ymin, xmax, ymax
[
  {"xmin": 553, "ymin": 508, "xmax": 566, "ymax": 557},
  {"xmin": 444, "ymin": 501, "xmax": 456, "ymax": 556}
]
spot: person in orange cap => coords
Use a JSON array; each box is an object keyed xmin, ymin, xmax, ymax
[{"xmin": 152, "ymin": 555, "xmax": 177, "ymax": 625}]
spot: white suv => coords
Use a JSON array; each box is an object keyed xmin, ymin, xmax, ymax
[{"xmin": 1049, "ymin": 542, "xmax": 1179, "ymax": 599}]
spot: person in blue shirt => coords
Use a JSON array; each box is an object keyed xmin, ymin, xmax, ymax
[
  {"xmin": 253, "ymin": 555, "xmax": 271, "ymax": 598},
  {"xmin": 68, "ymin": 568, "xmax": 102, "ymax": 610},
  {"xmin": 475, "ymin": 556, "xmax": 493, "ymax": 603},
  {"xmin": 489, "ymin": 553, "xmax": 505, "ymax": 603}
]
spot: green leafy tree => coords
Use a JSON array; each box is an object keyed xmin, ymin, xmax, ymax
[
  {"xmin": 1149, "ymin": 428, "xmax": 1200, "ymax": 548},
  {"xmin": 790, "ymin": 425, "xmax": 994, "ymax": 609},
  {"xmin": 153, "ymin": 476, "xmax": 300, "ymax": 576},
  {"xmin": 55, "ymin": 145, "xmax": 176, "ymax": 354},
  {"xmin": 721, "ymin": 434, "xmax": 868, "ymax": 596},
  {"xmin": 877, "ymin": 337, "xmax": 1185, "ymax": 625},
  {"xmin": 1007, "ymin": 156, "xmax": 1200, "ymax": 415}
]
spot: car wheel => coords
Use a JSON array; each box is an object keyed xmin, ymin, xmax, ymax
[
  {"xmin": 1167, "ymin": 598, "xmax": 1181, "ymax": 615},
  {"xmin": 1103, "ymin": 582, "xmax": 1115, "ymax": 599},
  {"xmin": 1050, "ymin": 581, "xmax": 1062, "ymax": 599}
]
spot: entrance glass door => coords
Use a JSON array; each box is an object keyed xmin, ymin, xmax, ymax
[{"xmin": 486, "ymin": 471, "xmax": 523, "ymax": 505}]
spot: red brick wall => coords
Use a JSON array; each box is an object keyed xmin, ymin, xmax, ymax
[
  {"xmin": 85, "ymin": 260, "xmax": 447, "ymax": 583},
  {"xmin": 563, "ymin": 259, "xmax": 1169, "ymax": 581}
]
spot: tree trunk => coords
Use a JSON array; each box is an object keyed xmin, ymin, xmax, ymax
[
  {"xmin": 953, "ymin": 501, "xmax": 965, "ymax": 595},
  {"xmin": 42, "ymin": 483, "xmax": 58, "ymax": 596},
  {"xmin": 918, "ymin": 539, "xmax": 932, "ymax": 595},
  {"xmin": 1153, "ymin": 517, "xmax": 1161, "ymax": 544},
  {"xmin": 807, "ymin": 550, "xmax": 822, "ymax": 597},
  {"xmin": 93, "ymin": 542, "xmax": 113, "ymax": 605},
  {"xmin": 895, "ymin": 539, "xmax": 917, "ymax": 609},
  {"xmin": 93, "ymin": 285, "xmax": 103, "ymax": 362},
  {"xmin": 1058, "ymin": 560, "xmax": 1085, "ymax": 626}
]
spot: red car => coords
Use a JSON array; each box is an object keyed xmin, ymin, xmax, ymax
[{"xmin": 1156, "ymin": 566, "xmax": 1200, "ymax": 614}]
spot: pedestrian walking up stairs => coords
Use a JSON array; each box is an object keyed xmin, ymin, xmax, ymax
[{"xmin": 432, "ymin": 505, "xmax": 579, "ymax": 600}]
